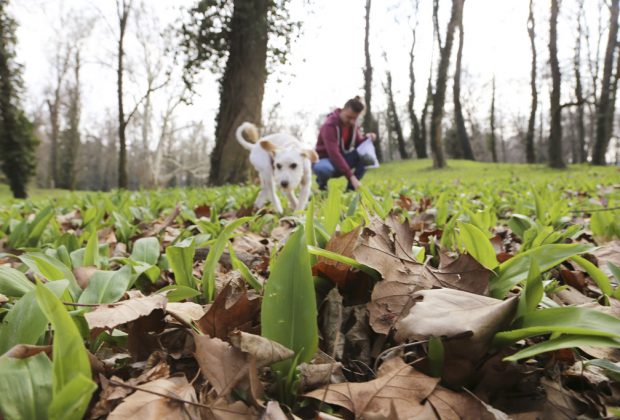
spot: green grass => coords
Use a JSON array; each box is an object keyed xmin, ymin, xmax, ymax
[{"xmin": 1, "ymin": 160, "xmax": 618, "ymax": 203}]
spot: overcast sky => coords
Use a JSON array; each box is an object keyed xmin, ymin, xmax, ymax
[{"xmin": 11, "ymin": 0, "xmax": 605, "ymax": 146}]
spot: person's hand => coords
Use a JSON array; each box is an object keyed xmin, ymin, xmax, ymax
[
  {"xmin": 366, "ymin": 133, "xmax": 376, "ymax": 142},
  {"xmin": 349, "ymin": 175, "xmax": 362, "ymax": 190}
]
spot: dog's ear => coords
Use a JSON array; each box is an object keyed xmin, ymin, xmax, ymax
[
  {"xmin": 259, "ymin": 140, "xmax": 277, "ymax": 156},
  {"xmin": 301, "ymin": 149, "xmax": 319, "ymax": 163}
]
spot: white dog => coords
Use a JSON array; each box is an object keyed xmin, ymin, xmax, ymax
[{"xmin": 236, "ymin": 122, "xmax": 318, "ymax": 213}]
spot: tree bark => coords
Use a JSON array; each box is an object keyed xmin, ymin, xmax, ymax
[
  {"xmin": 384, "ymin": 70, "xmax": 408, "ymax": 159},
  {"xmin": 408, "ymin": 0, "xmax": 425, "ymax": 159},
  {"xmin": 592, "ymin": 0, "xmax": 619, "ymax": 165},
  {"xmin": 574, "ymin": 0, "xmax": 586, "ymax": 163},
  {"xmin": 362, "ymin": 0, "xmax": 382, "ymax": 162},
  {"xmin": 548, "ymin": 0, "xmax": 565, "ymax": 169},
  {"xmin": 525, "ymin": 0, "xmax": 537, "ymax": 164},
  {"xmin": 453, "ymin": 3, "xmax": 474, "ymax": 161},
  {"xmin": 209, "ymin": 0, "xmax": 270, "ymax": 185},
  {"xmin": 430, "ymin": 0, "xmax": 462, "ymax": 168},
  {"xmin": 489, "ymin": 76, "xmax": 498, "ymax": 162},
  {"xmin": 116, "ymin": 0, "xmax": 132, "ymax": 189}
]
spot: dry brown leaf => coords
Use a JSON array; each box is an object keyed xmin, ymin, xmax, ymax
[
  {"xmin": 205, "ymin": 399, "xmax": 260, "ymax": 420},
  {"xmin": 166, "ymin": 302, "xmax": 205, "ymax": 326},
  {"xmin": 305, "ymin": 357, "xmax": 439, "ymax": 418},
  {"xmin": 395, "ymin": 289, "xmax": 517, "ymax": 362},
  {"xmin": 107, "ymin": 376, "xmax": 200, "ymax": 420},
  {"xmin": 591, "ymin": 240, "xmax": 620, "ymax": 278},
  {"xmin": 3, "ymin": 344, "xmax": 51, "ymax": 359},
  {"xmin": 426, "ymin": 386, "xmax": 509, "ymax": 420},
  {"xmin": 0, "ymin": 293, "xmax": 7, "ymax": 304},
  {"xmin": 297, "ymin": 362, "xmax": 345, "ymax": 392},
  {"xmin": 196, "ymin": 284, "xmax": 260, "ymax": 340},
  {"xmin": 84, "ymin": 293, "xmax": 167, "ymax": 330},
  {"xmin": 263, "ymin": 401, "xmax": 289, "ymax": 420},
  {"xmin": 73, "ymin": 266, "xmax": 97, "ymax": 289},
  {"xmin": 368, "ymin": 279, "xmax": 424, "ymax": 335},
  {"xmin": 427, "ymin": 252, "xmax": 493, "ymax": 295},
  {"xmin": 228, "ymin": 331, "xmax": 294, "ymax": 368},
  {"xmin": 194, "ymin": 334, "xmax": 249, "ymax": 397}
]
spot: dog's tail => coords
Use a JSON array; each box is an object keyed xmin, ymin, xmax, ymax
[{"xmin": 236, "ymin": 122, "xmax": 260, "ymax": 151}]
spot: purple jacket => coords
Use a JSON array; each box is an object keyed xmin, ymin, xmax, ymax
[{"xmin": 315, "ymin": 109, "xmax": 364, "ymax": 179}]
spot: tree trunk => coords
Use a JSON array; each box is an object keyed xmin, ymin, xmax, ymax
[
  {"xmin": 430, "ymin": 0, "xmax": 462, "ymax": 168},
  {"xmin": 209, "ymin": 0, "xmax": 270, "ymax": 185},
  {"xmin": 592, "ymin": 0, "xmax": 619, "ymax": 165},
  {"xmin": 548, "ymin": 0, "xmax": 565, "ymax": 169},
  {"xmin": 385, "ymin": 70, "xmax": 408, "ymax": 159},
  {"xmin": 117, "ymin": 0, "xmax": 131, "ymax": 189},
  {"xmin": 489, "ymin": 76, "xmax": 498, "ymax": 162},
  {"xmin": 362, "ymin": 0, "xmax": 382, "ymax": 162},
  {"xmin": 408, "ymin": 0, "xmax": 425, "ymax": 159},
  {"xmin": 453, "ymin": 4, "xmax": 474, "ymax": 161},
  {"xmin": 58, "ymin": 49, "xmax": 81, "ymax": 190},
  {"xmin": 525, "ymin": 0, "xmax": 537, "ymax": 164},
  {"xmin": 572, "ymin": 0, "xmax": 587, "ymax": 163}
]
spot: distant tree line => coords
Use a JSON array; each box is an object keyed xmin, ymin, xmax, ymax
[{"xmin": 2, "ymin": 0, "xmax": 620, "ymax": 198}]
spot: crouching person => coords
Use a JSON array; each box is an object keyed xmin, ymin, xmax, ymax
[{"xmin": 313, "ymin": 96, "xmax": 376, "ymax": 191}]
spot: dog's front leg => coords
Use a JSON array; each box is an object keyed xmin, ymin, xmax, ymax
[
  {"xmin": 285, "ymin": 190, "xmax": 299, "ymax": 210},
  {"xmin": 295, "ymin": 178, "xmax": 311, "ymax": 212},
  {"xmin": 266, "ymin": 176, "xmax": 283, "ymax": 214},
  {"xmin": 254, "ymin": 173, "xmax": 270, "ymax": 209}
]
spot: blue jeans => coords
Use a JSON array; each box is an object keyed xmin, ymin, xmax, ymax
[{"xmin": 313, "ymin": 150, "xmax": 366, "ymax": 191}]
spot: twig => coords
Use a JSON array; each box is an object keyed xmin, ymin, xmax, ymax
[
  {"xmin": 569, "ymin": 206, "xmax": 620, "ymax": 213},
  {"xmin": 373, "ymin": 340, "xmax": 429, "ymax": 372},
  {"xmin": 62, "ymin": 301, "xmax": 111, "ymax": 307}
]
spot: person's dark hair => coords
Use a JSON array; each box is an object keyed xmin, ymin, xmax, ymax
[{"xmin": 344, "ymin": 96, "xmax": 365, "ymax": 113}]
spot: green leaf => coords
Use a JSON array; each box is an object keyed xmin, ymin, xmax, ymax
[
  {"xmin": 307, "ymin": 245, "xmax": 379, "ymax": 279},
  {"xmin": 585, "ymin": 359, "xmax": 620, "ymax": 382},
  {"xmin": 0, "ymin": 281, "xmax": 69, "ymax": 355},
  {"xmin": 82, "ymin": 229, "xmax": 99, "ymax": 268},
  {"xmin": 35, "ymin": 284, "xmax": 93, "ymax": 397},
  {"xmin": 262, "ymin": 227, "xmax": 318, "ymax": 374},
  {"xmin": 157, "ymin": 285, "xmax": 201, "ymax": 302},
  {"xmin": 571, "ymin": 255, "xmax": 613, "ymax": 296},
  {"xmin": 165, "ymin": 237, "xmax": 196, "ymax": 288},
  {"xmin": 490, "ymin": 243, "xmax": 593, "ymax": 298},
  {"xmin": 0, "ymin": 352, "xmax": 53, "ymax": 420},
  {"xmin": 495, "ymin": 306, "xmax": 620, "ymax": 345},
  {"xmin": 458, "ymin": 222, "xmax": 498, "ymax": 269},
  {"xmin": 77, "ymin": 265, "xmax": 132, "ymax": 305},
  {"xmin": 609, "ymin": 262, "xmax": 620, "ymax": 282},
  {"xmin": 435, "ymin": 193, "xmax": 448, "ymax": 227},
  {"xmin": 503, "ymin": 335, "xmax": 620, "ymax": 362},
  {"xmin": 411, "ymin": 245, "xmax": 425, "ymax": 263},
  {"xmin": 305, "ymin": 198, "xmax": 317, "ymax": 264},
  {"xmin": 26, "ymin": 205, "xmax": 55, "ymax": 247},
  {"xmin": 228, "ymin": 243, "xmax": 262, "ymax": 292},
  {"xmin": 131, "ymin": 237, "xmax": 160, "ymax": 265},
  {"xmin": 428, "ymin": 336, "xmax": 444, "ymax": 378},
  {"xmin": 516, "ymin": 258, "xmax": 543, "ymax": 318},
  {"xmin": 323, "ymin": 181, "xmax": 342, "ymax": 235},
  {"xmin": 19, "ymin": 253, "xmax": 80, "ymax": 296},
  {"xmin": 201, "ymin": 217, "xmax": 251, "ymax": 301},
  {"xmin": 48, "ymin": 374, "xmax": 97, "ymax": 420},
  {"xmin": 508, "ymin": 214, "xmax": 534, "ymax": 239},
  {"xmin": 0, "ymin": 266, "xmax": 34, "ymax": 297}
]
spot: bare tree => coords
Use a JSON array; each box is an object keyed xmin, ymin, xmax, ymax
[
  {"xmin": 548, "ymin": 0, "xmax": 565, "ymax": 168},
  {"xmin": 57, "ymin": 49, "xmax": 81, "ymax": 190},
  {"xmin": 384, "ymin": 69, "xmax": 408, "ymax": 159},
  {"xmin": 525, "ymin": 0, "xmax": 537, "ymax": 164},
  {"xmin": 430, "ymin": 0, "xmax": 462, "ymax": 168},
  {"xmin": 592, "ymin": 0, "xmax": 619, "ymax": 165},
  {"xmin": 573, "ymin": 0, "xmax": 586, "ymax": 163},
  {"xmin": 407, "ymin": 0, "xmax": 425, "ymax": 158},
  {"xmin": 453, "ymin": 0, "xmax": 474, "ymax": 160},
  {"xmin": 116, "ymin": 0, "xmax": 133, "ymax": 189},
  {"xmin": 489, "ymin": 76, "xmax": 498, "ymax": 162},
  {"xmin": 362, "ymin": 0, "xmax": 382, "ymax": 162}
]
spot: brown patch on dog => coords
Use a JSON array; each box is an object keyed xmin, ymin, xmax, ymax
[
  {"xmin": 243, "ymin": 124, "xmax": 260, "ymax": 142},
  {"xmin": 301, "ymin": 149, "xmax": 319, "ymax": 163}
]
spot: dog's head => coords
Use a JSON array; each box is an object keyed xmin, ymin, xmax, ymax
[{"xmin": 260, "ymin": 140, "xmax": 319, "ymax": 191}]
